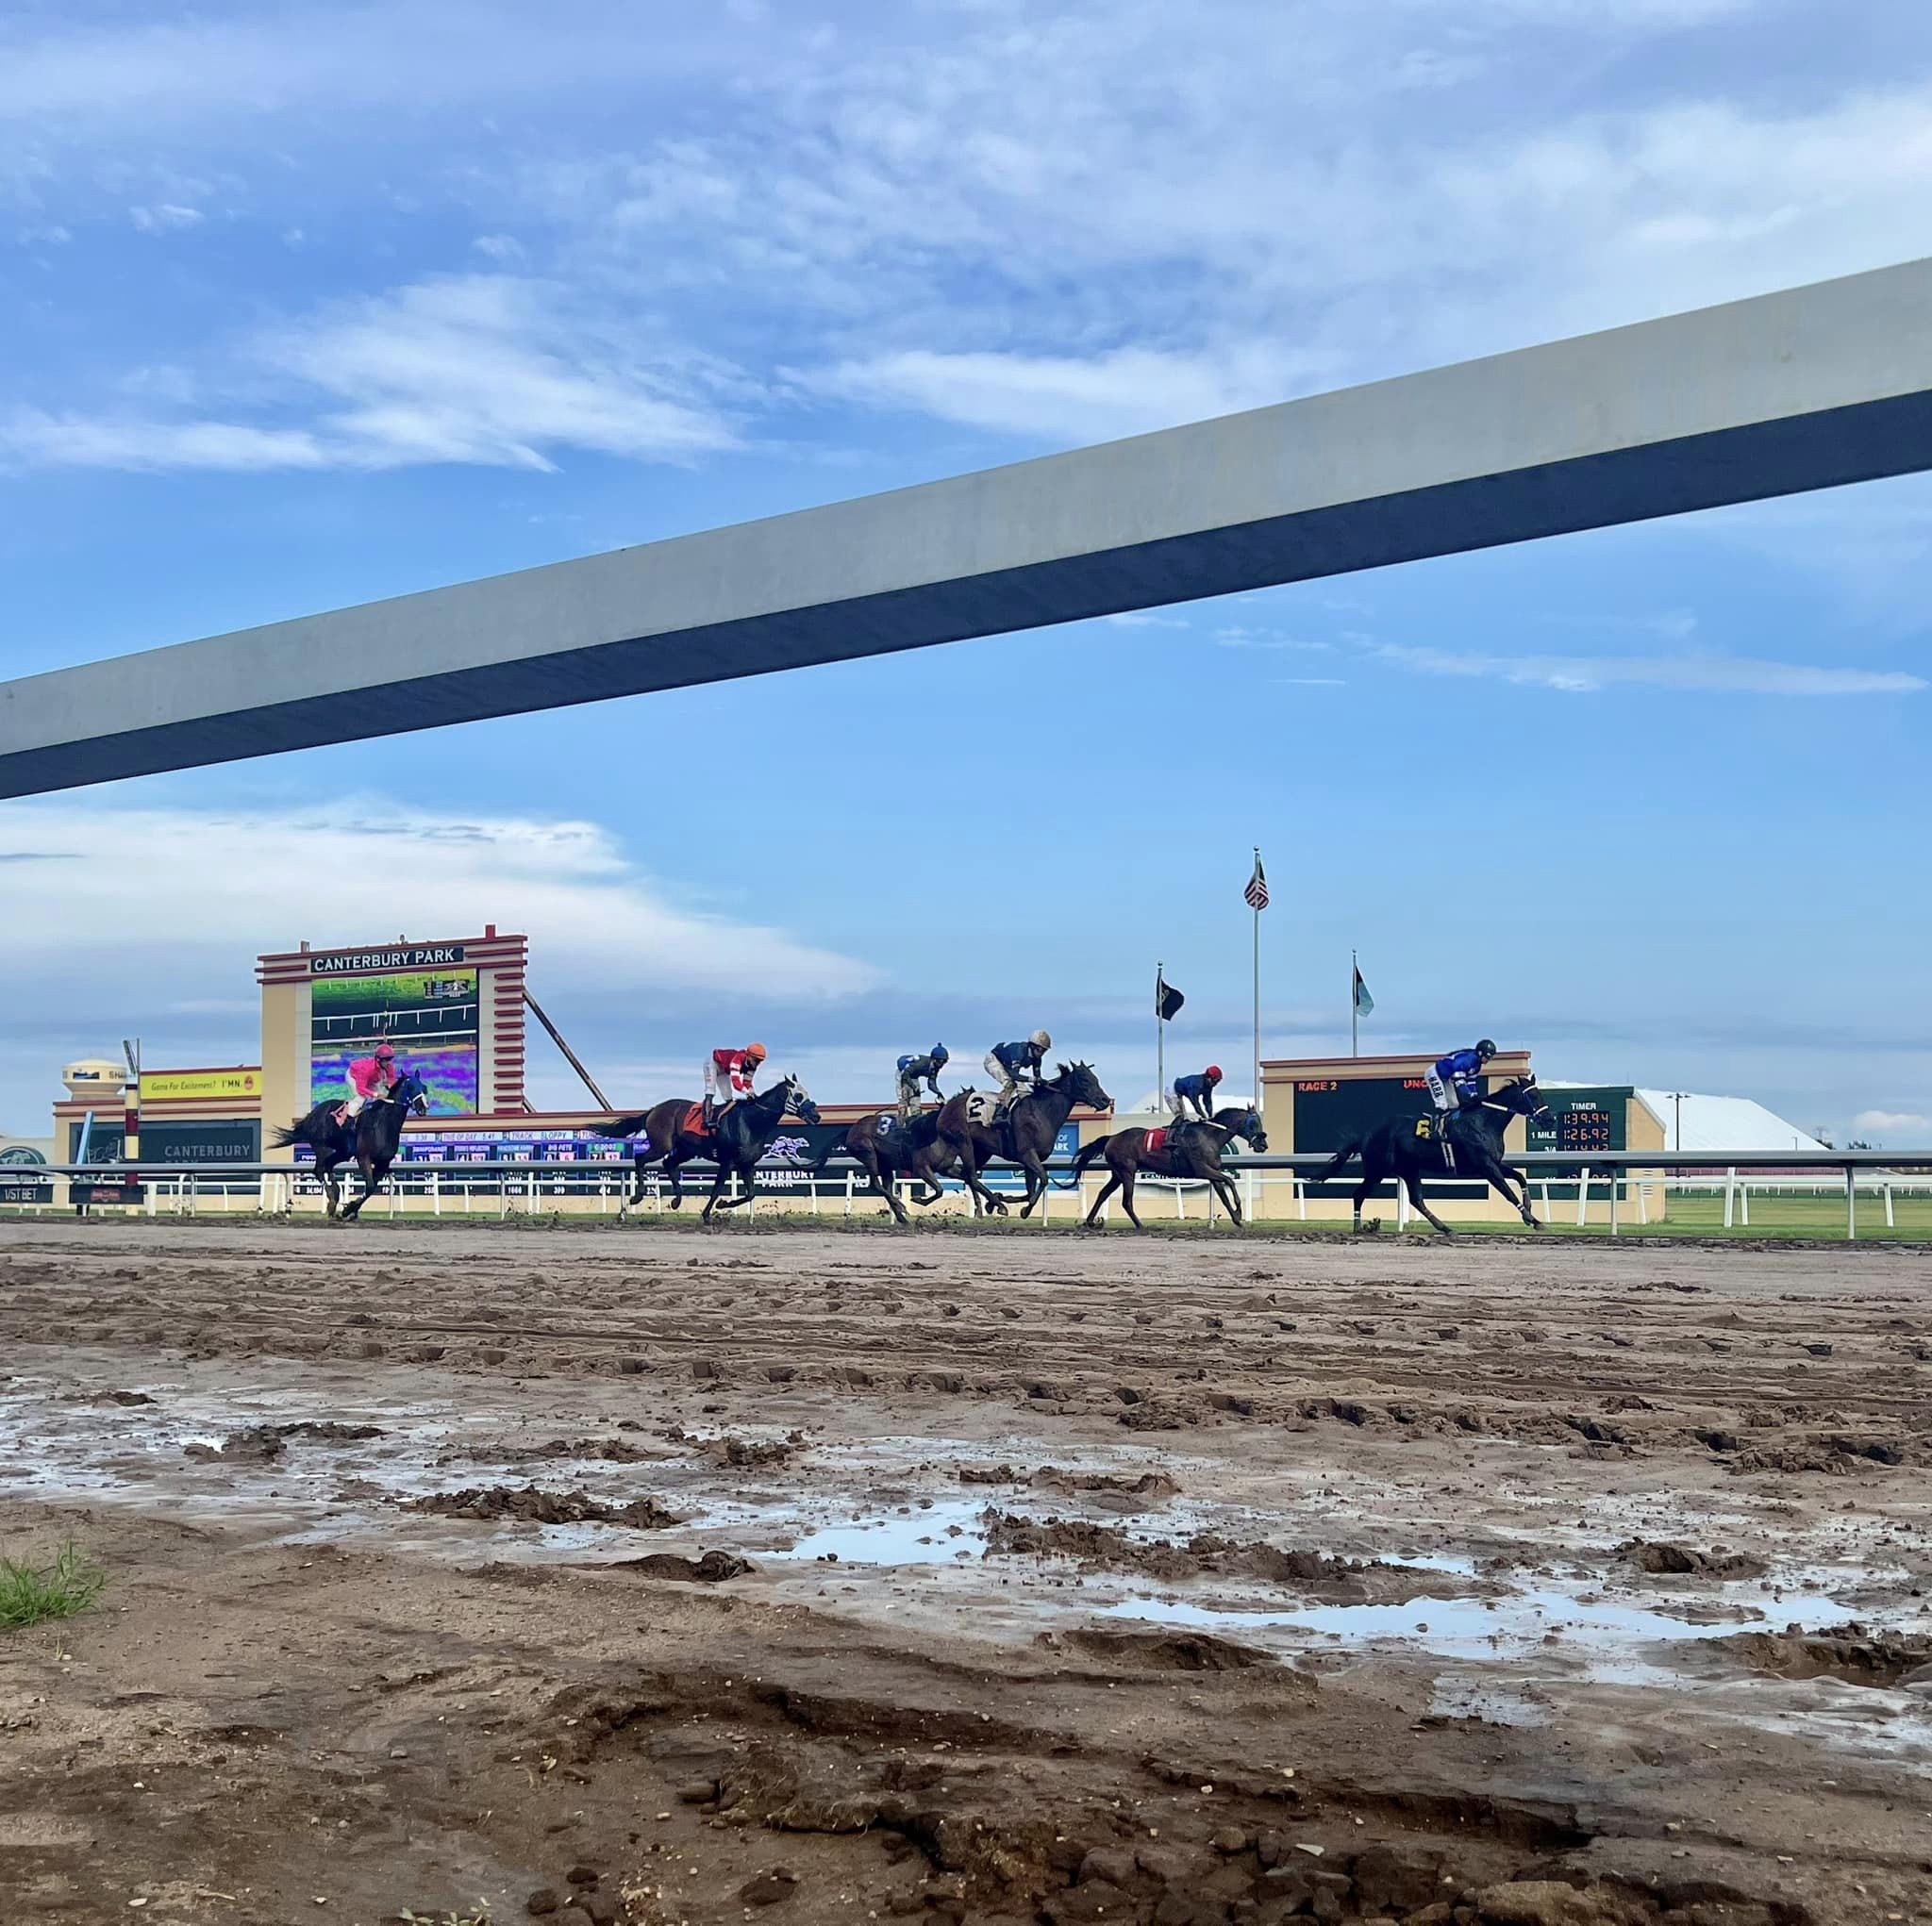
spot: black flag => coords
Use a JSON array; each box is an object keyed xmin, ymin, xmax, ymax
[{"xmin": 1156, "ymin": 972, "xmax": 1185, "ymax": 1022}]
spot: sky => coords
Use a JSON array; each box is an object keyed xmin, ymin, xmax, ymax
[{"xmin": 3, "ymin": 0, "xmax": 1930, "ymax": 1146}]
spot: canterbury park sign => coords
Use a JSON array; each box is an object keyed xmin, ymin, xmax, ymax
[{"xmin": 308, "ymin": 943, "xmax": 468, "ymax": 977}]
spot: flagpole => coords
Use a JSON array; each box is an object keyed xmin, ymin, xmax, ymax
[
  {"xmin": 1251, "ymin": 848, "xmax": 1261, "ymax": 1111},
  {"xmin": 1351, "ymin": 949, "xmax": 1358, "ymax": 1058},
  {"xmin": 1155, "ymin": 960, "xmax": 1165, "ymax": 1111}
]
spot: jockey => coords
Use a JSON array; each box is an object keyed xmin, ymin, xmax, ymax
[
  {"xmin": 338, "ymin": 1041, "xmax": 396, "ymax": 1126},
  {"xmin": 984, "ymin": 1031, "xmax": 1050, "ymax": 1107},
  {"xmin": 1425, "ymin": 1039, "xmax": 1496, "ymax": 1136},
  {"xmin": 1170, "ymin": 1065, "xmax": 1223, "ymax": 1130},
  {"xmin": 896, "ymin": 1044, "xmax": 949, "ymax": 1126},
  {"xmin": 704, "ymin": 1041, "xmax": 766, "ymax": 1129}
]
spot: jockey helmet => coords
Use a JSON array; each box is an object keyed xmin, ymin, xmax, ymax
[
  {"xmin": 1029, "ymin": 1028, "xmax": 1051, "ymax": 1049},
  {"xmin": 375, "ymin": 1041, "xmax": 395, "ymax": 1059},
  {"xmin": 745, "ymin": 1041, "xmax": 768, "ymax": 1061},
  {"xmin": 1206, "ymin": 1065, "xmax": 1223, "ymax": 1081},
  {"xmin": 931, "ymin": 1044, "xmax": 948, "ymax": 1064},
  {"xmin": 1475, "ymin": 1038, "xmax": 1496, "ymax": 1058}
]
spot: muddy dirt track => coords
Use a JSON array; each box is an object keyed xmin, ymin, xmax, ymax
[{"xmin": 3, "ymin": 1220, "xmax": 1930, "ymax": 1926}]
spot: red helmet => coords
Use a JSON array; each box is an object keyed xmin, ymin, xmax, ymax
[
  {"xmin": 375, "ymin": 1041, "xmax": 395, "ymax": 1059},
  {"xmin": 1206, "ymin": 1065, "xmax": 1223, "ymax": 1080}
]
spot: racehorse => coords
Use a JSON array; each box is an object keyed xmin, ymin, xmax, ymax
[
  {"xmin": 271, "ymin": 1070, "xmax": 429, "ymax": 1221},
  {"xmin": 1074, "ymin": 1104, "xmax": 1267, "ymax": 1231},
  {"xmin": 593, "ymin": 1075, "xmax": 821, "ymax": 1222},
  {"xmin": 827, "ymin": 1108, "xmax": 969, "ymax": 1225},
  {"xmin": 936, "ymin": 1062, "xmax": 1111, "ymax": 1219},
  {"xmin": 1309, "ymin": 1074, "xmax": 1554, "ymax": 1236}
]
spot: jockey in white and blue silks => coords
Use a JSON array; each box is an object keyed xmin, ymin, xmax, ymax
[
  {"xmin": 1424, "ymin": 1039, "xmax": 1496, "ymax": 1134},
  {"xmin": 984, "ymin": 1031, "xmax": 1050, "ymax": 1108}
]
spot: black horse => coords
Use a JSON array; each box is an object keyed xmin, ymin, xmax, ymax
[
  {"xmin": 271, "ymin": 1071, "xmax": 429, "ymax": 1221},
  {"xmin": 594, "ymin": 1075, "xmax": 821, "ymax": 1223},
  {"xmin": 1074, "ymin": 1104, "xmax": 1267, "ymax": 1230},
  {"xmin": 827, "ymin": 1108, "xmax": 967, "ymax": 1225},
  {"xmin": 1309, "ymin": 1074, "xmax": 1554, "ymax": 1236},
  {"xmin": 936, "ymin": 1062, "xmax": 1112, "ymax": 1219}
]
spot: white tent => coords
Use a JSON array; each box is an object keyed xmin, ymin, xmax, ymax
[{"xmin": 1633, "ymin": 1090, "xmax": 1827, "ymax": 1155}]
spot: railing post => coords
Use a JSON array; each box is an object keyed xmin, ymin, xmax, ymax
[
  {"xmin": 844, "ymin": 1170, "xmax": 854, "ymax": 1218},
  {"xmin": 1575, "ymin": 1168, "xmax": 1591, "ymax": 1229},
  {"xmin": 1884, "ymin": 1177, "xmax": 1895, "ymax": 1229},
  {"xmin": 1723, "ymin": 1168, "xmax": 1737, "ymax": 1229},
  {"xmin": 1608, "ymin": 1171, "xmax": 1619, "ymax": 1237},
  {"xmin": 1846, "ymin": 1165, "xmax": 1857, "ymax": 1241},
  {"xmin": 1738, "ymin": 1181, "xmax": 1749, "ymax": 1227}
]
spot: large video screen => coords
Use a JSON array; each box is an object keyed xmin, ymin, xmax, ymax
[{"xmin": 309, "ymin": 967, "xmax": 479, "ymax": 1116}]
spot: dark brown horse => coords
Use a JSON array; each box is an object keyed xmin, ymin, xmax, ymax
[
  {"xmin": 1308, "ymin": 1073, "xmax": 1552, "ymax": 1236},
  {"xmin": 594, "ymin": 1075, "xmax": 820, "ymax": 1221},
  {"xmin": 271, "ymin": 1070, "xmax": 429, "ymax": 1221},
  {"xmin": 1074, "ymin": 1104, "xmax": 1267, "ymax": 1230},
  {"xmin": 825, "ymin": 1108, "xmax": 967, "ymax": 1225},
  {"xmin": 937, "ymin": 1061, "xmax": 1111, "ymax": 1219}
]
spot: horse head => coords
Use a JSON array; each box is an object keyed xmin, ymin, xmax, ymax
[
  {"xmin": 391, "ymin": 1071, "xmax": 430, "ymax": 1117},
  {"xmin": 1500, "ymin": 1074, "xmax": 1552, "ymax": 1126},
  {"xmin": 1233, "ymin": 1107, "xmax": 1268, "ymax": 1151},
  {"xmin": 1058, "ymin": 1061, "xmax": 1111, "ymax": 1114},
  {"xmin": 778, "ymin": 1074, "xmax": 822, "ymax": 1125}
]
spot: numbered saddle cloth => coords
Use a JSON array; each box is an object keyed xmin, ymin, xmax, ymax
[{"xmin": 959, "ymin": 1089, "xmax": 1008, "ymax": 1128}]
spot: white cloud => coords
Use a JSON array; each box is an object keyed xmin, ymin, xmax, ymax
[
  {"xmin": 808, "ymin": 342, "xmax": 1337, "ymax": 445},
  {"xmin": 0, "ymin": 800, "xmax": 876, "ymax": 1054},
  {"xmin": 1853, "ymin": 1109, "xmax": 1931, "ymax": 1138},
  {"xmin": 0, "ymin": 274, "xmax": 742, "ymax": 473},
  {"xmin": 128, "ymin": 202, "xmax": 202, "ymax": 233},
  {"xmin": 1369, "ymin": 643, "xmax": 1926, "ymax": 697}
]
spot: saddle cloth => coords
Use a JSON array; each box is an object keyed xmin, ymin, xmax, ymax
[
  {"xmin": 959, "ymin": 1089, "xmax": 1006, "ymax": 1128},
  {"xmin": 682, "ymin": 1102, "xmax": 710, "ymax": 1138},
  {"xmin": 1144, "ymin": 1126, "xmax": 1169, "ymax": 1154},
  {"xmin": 1415, "ymin": 1114, "xmax": 1456, "ymax": 1171}
]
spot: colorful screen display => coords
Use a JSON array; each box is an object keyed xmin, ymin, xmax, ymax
[{"xmin": 309, "ymin": 967, "xmax": 479, "ymax": 1116}]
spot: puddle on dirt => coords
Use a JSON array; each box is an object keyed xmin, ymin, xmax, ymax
[
  {"xmin": 764, "ymin": 1501, "xmax": 990, "ymax": 1565},
  {"xmin": 1093, "ymin": 1580, "xmax": 1920, "ymax": 1688},
  {"xmin": 9, "ymin": 1351, "xmax": 1931, "ymax": 1772}
]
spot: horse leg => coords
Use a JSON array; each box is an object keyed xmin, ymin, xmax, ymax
[
  {"xmin": 1211, "ymin": 1170, "xmax": 1243, "ymax": 1227},
  {"xmin": 700, "ymin": 1162, "xmax": 733, "ymax": 1223},
  {"xmin": 1017, "ymin": 1154, "xmax": 1049, "ymax": 1219},
  {"xmin": 1119, "ymin": 1168, "xmax": 1144, "ymax": 1231},
  {"xmin": 1479, "ymin": 1154, "xmax": 1541, "ymax": 1228},
  {"xmin": 953, "ymin": 1137, "xmax": 1003, "ymax": 1219},
  {"xmin": 872, "ymin": 1152, "xmax": 909, "ymax": 1226},
  {"xmin": 341, "ymin": 1153, "xmax": 377, "ymax": 1220},
  {"xmin": 663, "ymin": 1150, "xmax": 691, "ymax": 1210},
  {"xmin": 1404, "ymin": 1167, "xmax": 1457, "ymax": 1237},
  {"xmin": 319, "ymin": 1158, "xmax": 341, "ymax": 1220},
  {"xmin": 1084, "ymin": 1169, "xmax": 1123, "ymax": 1227}
]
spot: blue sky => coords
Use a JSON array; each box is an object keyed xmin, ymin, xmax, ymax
[{"xmin": 4, "ymin": 0, "xmax": 1930, "ymax": 1143}]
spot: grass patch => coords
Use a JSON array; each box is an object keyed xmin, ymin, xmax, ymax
[{"xmin": 0, "ymin": 1540, "xmax": 106, "ymax": 1631}]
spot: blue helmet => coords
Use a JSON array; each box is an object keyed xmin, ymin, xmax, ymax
[{"xmin": 931, "ymin": 1044, "xmax": 948, "ymax": 1065}]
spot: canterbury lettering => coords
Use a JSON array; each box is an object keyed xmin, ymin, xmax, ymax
[{"xmin": 309, "ymin": 945, "xmax": 468, "ymax": 975}]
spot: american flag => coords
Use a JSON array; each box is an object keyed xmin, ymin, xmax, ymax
[{"xmin": 1244, "ymin": 852, "xmax": 1268, "ymax": 912}]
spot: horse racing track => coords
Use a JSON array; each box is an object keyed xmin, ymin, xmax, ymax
[{"xmin": 3, "ymin": 1222, "xmax": 1929, "ymax": 1926}]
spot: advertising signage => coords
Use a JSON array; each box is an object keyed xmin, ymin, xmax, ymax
[{"xmin": 142, "ymin": 1069, "xmax": 262, "ymax": 1103}]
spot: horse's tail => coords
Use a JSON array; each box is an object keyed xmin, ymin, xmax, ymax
[
  {"xmin": 269, "ymin": 1121, "xmax": 308, "ymax": 1151},
  {"xmin": 1072, "ymin": 1134, "xmax": 1112, "ymax": 1176},
  {"xmin": 591, "ymin": 1110, "xmax": 653, "ymax": 1141},
  {"xmin": 1310, "ymin": 1136, "xmax": 1362, "ymax": 1185}
]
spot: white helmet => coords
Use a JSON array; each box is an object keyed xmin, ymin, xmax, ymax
[{"xmin": 1030, "ymin": 1028, "xmax": 1051, "ymax": 1050}]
